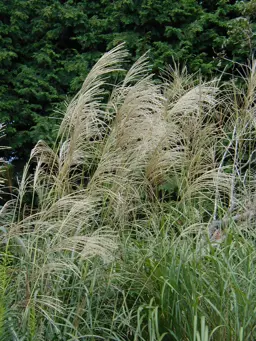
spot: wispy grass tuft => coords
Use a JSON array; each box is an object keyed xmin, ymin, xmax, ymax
[{"xmin": 1, "ymin": 46, "xmax": 256, "ymax": 340}]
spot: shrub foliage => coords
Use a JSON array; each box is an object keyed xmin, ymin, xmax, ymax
[{"xmin": 0, "ymin": 0, "xmax": 255, "ymax": 160}]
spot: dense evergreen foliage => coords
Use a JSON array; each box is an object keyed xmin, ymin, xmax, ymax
[{"xmin": 0, "ymin": 0, "xmax": 255, "ymax": 161}]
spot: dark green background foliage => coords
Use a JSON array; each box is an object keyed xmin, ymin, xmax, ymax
[{"xmin": 0, "ymin": 0, "xmax": 255, "ymax": 160}]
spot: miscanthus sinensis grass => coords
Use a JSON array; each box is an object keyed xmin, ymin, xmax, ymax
[{"xmin": 0, "ymin": 45, "xmax": 256, "ymax": 340}]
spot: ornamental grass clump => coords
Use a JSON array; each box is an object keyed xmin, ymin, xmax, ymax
[{"xmin": 0, "ymin": 45, "xmax": 256, "ymax": 340}]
